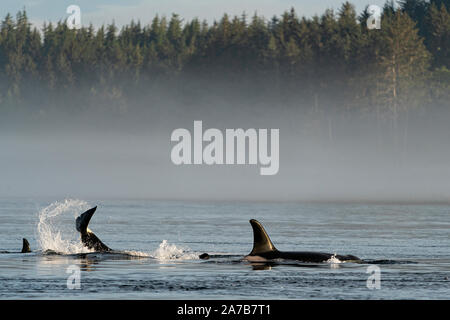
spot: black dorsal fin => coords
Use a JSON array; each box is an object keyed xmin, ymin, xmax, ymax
[
  {"xmin": 76, "ymin": 206, "xmax": 97, "ymax": 233},
  {"xmin": 21, "ymin": 238, "xmax": 31, "ymax": 253},
  {"xmin": 249, "ymin": 219, "xmax": 278, "ymax": 255}
]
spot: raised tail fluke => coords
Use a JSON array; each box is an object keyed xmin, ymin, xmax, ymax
[
  {"xmin": 75, "ymin": 206, "xmax": 111, "ymax": 252},
  {"xmin": 76, "ymin": 206, "xmax": 97, "ymax": 233},
  {"xmin": 21, "ymin": 238, "xmax": 31, "ymax": 253},
  {"xmin": 248, "ymin": 219, "xmax": 278, "ymax": 256}
]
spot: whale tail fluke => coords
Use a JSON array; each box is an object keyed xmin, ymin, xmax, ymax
[
  {"xmin": 249, "ymin": 219, "xmax": 278, "ymax": 255},
  {"xmin": 76, "ymin": 206, "xmax": 97, "ymax": 233},
  {"xmin": 75, "ymin": 206, "xmax": 111, "ymax": 252},
  {"xmin": 21, "ymin": 238, "xmax": 31, "ymax": 253}
]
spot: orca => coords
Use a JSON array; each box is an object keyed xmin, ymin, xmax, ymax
[
  {"xmin": 199, "ymin": 253, "xmax": 210, "ymax": 260},
  {"xmin": 21, "ymin": 238, "xmax": 31, "ymax": 253},
  {"xmin": 75, "ymin": 206, "xmax": 207, "ymax": 259},
  {"xmin": 0, "ymin": 238, "xmax": 32, "ymax": 254},
  {"xmin": 76, "ymin": 206, "xmax": 111, "ymax": 252},
  {"xmin": 245, "ymin": 219, "xmax": 360, "ymax": 263}
]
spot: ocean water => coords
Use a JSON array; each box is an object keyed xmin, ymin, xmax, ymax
[{"xmin": 0, "ymin": 198, "xmax": 448, "ymax": 299}]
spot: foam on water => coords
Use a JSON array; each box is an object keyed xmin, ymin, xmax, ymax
[
  {"xmin": 326, "ymin": 254, "xmax": 342, "ymax": 264},
  {"xmin": 150, "ymin": 240, "xmax": 199, "ymax": 260},
  {"xmin": 36, "ymin": 199, "xmax": 93, "ymax": 254}
]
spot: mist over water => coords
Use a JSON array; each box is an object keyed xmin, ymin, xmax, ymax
[
  {"xmin": 2, "ymin": 85, "xmax": 450, "ymax": 202},
  {"xmin": 1, "ymin": 3, "xmax": 449, "ymax": 203}
]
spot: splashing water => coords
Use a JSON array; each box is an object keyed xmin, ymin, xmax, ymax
[
  {"xmin": 150, "ymin": 240, "xmax": 198, "ymax": 260},
  {"xmin": 36, "ymin": 200, "xmax": 198, "ymax": 259},
  {"xmin": 36, "ymin": 199, "xmax": 93, "ymax": 254},
  {"xmin": 326, "ymin": 253, "xmax": 342, "ymax": 264}
]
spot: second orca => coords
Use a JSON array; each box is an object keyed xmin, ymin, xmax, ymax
[{"xmin": 244, "ymin": 219, "xmax": 360, "ymax": 263}]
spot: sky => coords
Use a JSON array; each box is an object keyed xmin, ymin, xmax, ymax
[{"xmin": 1, "ymin": 0, "xmax": 390, "ymax": 29}]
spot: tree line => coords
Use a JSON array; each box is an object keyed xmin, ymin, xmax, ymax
[{"xmin": 0, "ymin": 0, "xmax": 449, "ymax": 138}]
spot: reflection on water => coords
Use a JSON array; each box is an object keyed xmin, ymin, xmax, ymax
[{"xmin": 251, "ymin": 263, "xmax": 272, "ymax": 271}]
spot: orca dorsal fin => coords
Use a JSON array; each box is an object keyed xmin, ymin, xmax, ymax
[
  {"xmin": 21, "ymin": 238, "xmax": 31, "ymax": 253},
  {"xmin": 249, "ymin": 219, "xmax": 278, "ymax": 255},
  {"xmin": 76, "ymin": 206, "xmax": 97, "ymax": 233}
]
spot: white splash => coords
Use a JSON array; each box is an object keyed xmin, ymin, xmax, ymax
[
  {"xmin": 35, "ymin": 200, "xmax": 199, "ymax": 259},
  {"xmin": 150, "ymin": 240, "xmax": 198, "ymax": 260},
  {"xmin": 326, "ymin": 253, "xmax": 342, "ymax": 264},
  {"xmin": 36, "ymin": 199, "xmax": 93, "ymax": 254}
]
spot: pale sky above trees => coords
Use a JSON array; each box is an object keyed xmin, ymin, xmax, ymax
[{"xmin": 2, "ymin": 0, "xmax": 388, "ymax": 29}]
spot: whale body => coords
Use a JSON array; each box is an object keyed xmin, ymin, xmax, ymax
[{"xmin": 245, "ymin": 219, "xmax": 360, "ymax": 263}]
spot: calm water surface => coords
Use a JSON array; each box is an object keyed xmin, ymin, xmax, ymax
[{"xmin": 0, "ymin": 198, "xmax": 449, "ymax": 299}]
